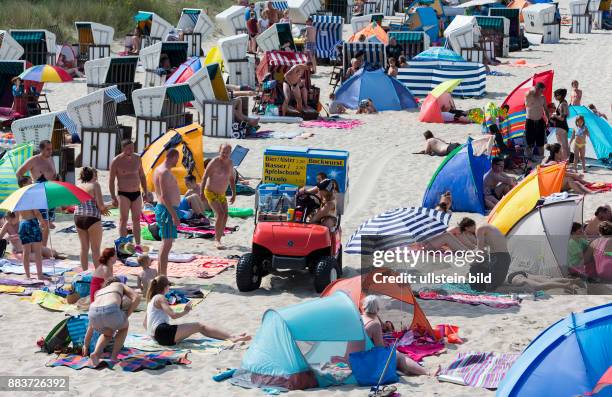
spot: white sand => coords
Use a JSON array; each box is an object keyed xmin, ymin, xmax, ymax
[{"xmin": 0, "ymin": 2, "xmax": 611, "ymax": 395}]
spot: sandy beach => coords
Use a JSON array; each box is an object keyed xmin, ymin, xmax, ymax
[{"xmin": 0, "ymin": 1, "xmax": 611, "ymax": 395}]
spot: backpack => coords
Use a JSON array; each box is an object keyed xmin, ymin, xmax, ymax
[{"xmin": 43, "ymin": 317, "xmax": 71, "ymax": 353}]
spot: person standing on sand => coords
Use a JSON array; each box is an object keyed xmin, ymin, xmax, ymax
[
  {"xmin": 153, "ymin": 149, "xmax": 181, "ymax": 276},
  {"xmin": 570, "ymin": 80, "xmax": 582, "ymax": 106},
  {"xmin": 16, "ymin": 140, "xmax": 58, "ymax": 247},
  {"xmin": 524, "ymin": 82, "xmax": 550, "ymax": 161},
  {"xmin": 200, "ymin": 144, "xmax": 236, "ymax": 250},
  {"xmin": 304, "ymin": 18, "xmax": 317, "ymax": 74},
  {"xmin": 109, "ymin": 140, "xmax": 149, "ymax": 248}
]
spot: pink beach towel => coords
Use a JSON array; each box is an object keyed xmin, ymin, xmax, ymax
[
  {"xmin": 418, "ymin": 291, "xmax": 520, "ymax": 309},
  {"xmin": 109, "ymin": 256, "xmax": 236, "ymax": 279},
  {"xmin": 299, "ymin": 119, "xmax": 363, "ymax": 129},
  {"xmin": 437, "ymin": 352, "xmax": 519, "ymax": 389}
]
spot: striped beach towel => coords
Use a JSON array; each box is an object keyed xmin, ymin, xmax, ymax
[
  {"xmin": 437, "ymin": 352, "xmax": 519, "ymax": 388},
  {"xmin": 47, "ymin": 348, "xmax": 191, "ymax": 371}
]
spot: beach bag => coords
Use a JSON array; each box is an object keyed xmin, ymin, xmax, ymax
[
  {"xmin": 231, "ymin": 121, "xmax": 248, "ymax": 139},
  {"xmin": 148, "ymin": 223, "xmax": 161, "ymax": 241},
  {"xmin": 43, "ymin": 317, "xmax": 71, "ymax": 353},
  {"xmin": 73, "ymin": 274, "xmax": 92, "ymax": 298},
  {"xmin": 66, "ymin": 314, "xmax": 89, "ymax": 347},
  {"xmin": 348, "ymin": 346, "xmax": 398, "ymax": 386}
]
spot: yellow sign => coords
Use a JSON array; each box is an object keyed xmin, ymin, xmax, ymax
[{"xmin": 263, "ymin": 155, "xmax": 308, "ymax": 185}]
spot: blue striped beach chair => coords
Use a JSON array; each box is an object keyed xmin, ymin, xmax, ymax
[
  {"xmin": 341, "ymin": 42, "xmax": 387, "ymax": 78},
  {"xmin": 396, "ymin": 59, "xmax": 486, "ymax": 97},
  {"xmin": 312, "ymin": 15, "xmax": 344, "ymax": 60}
]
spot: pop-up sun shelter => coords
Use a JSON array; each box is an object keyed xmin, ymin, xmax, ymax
[
  {"xmin": 134, "ymin": 11, "xmax": 174, "ymax": 48},
  {"xmin": 141, "ymin": 123, "xmax": 204, "ymax": 194},
  {"xmin": 74, "ymin": 22, "xmax": 114, "ymax": 63},
  {"xmin": 0, "ymin": 30, "xmax": 25, "ymax": 61},
  {"xmin": 497, "ymin": 303, "xmax": 612, "ymax": 397},
  {"xmin": 9, "ymin": 29, "xmax": 56, "ymax": 66},
  {"xmin": 311, "ymin": 15, "xmax": 344, "ymax": 61},
  {"xmin": 0, "ymin": 142, "xmax": 33, "ymax": 203},
  {"xmin": 84, "ymin": 56, "xmax": 141, "ymax": 116},
  {"xmin": 335, "ymin": 67, "xmax": 418, "ymax": 111},
  {"xmin": 487, "ymin": 163, "xmax": 565, "ymax": 235},
  {"xmin": 176, "ymin": 8, "xmax": 214, "ymax": 57},
  {"xmin": 422, "ymin": 138, "xmax": 491, "ymax": 214},
  {"xmin": 132, "ymin": 83, "xmax": 195, "ymax": 152},
  {"xmin": 568, "ymin": 106, "xmax": 612, "ymax": 166},
  {"xmin": 230, "ymin": 291, "xmax": 374, "ymax": 391},
  {"xmin": 140, "ymin": 41, "xmax": 189, "ymax": 87}
]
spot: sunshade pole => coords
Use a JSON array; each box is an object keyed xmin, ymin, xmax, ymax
[{"xmin": 373, "ymin": 337, "xmax": 400, "ymax": 395}]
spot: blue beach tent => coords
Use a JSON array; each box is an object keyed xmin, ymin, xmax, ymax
[
  {"xmin": 230, "ymin": 292, "xmax": 374, "ymax": 391},
  {"xmin": 497, "ymin": 303, "xmax": 612, "ymax": 397},
  {"xmin": 422, "ymin": 138, "xmax": 491, "ymax": 214},
  {"xmin": 568, "ymin": 105, "xmax": 612, "ymax": 165},
  {"xmin": 335, "ymin": 67, "xmax": 418, "ymax": 111}
]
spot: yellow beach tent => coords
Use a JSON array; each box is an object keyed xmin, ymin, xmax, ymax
[{"xmin": 204, "ymin": 46, "xmax": 224, "ymax": 71}]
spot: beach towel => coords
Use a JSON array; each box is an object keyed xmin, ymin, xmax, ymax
[
  {"xmin": 437, "ymin": 352, "xmax": 520, "ymax": 388},
  {"xmin": 57, "ymin": 221, "xmax": 116, "ymax": 233},
  {"xmin": 299, "ymin": 119, "xmax": 363, "ymax": 129},
  {"xmin": 252, "ymin": 130, "xmax": 310, "ymax": 139},
  {"xmin": 0, "ymin": 285, "xmax": 26, "ymax": 294},
  {"xmin": 418, "ymin": 290, "xmax": 520, "ymax": 308},
  {"xmin": 0, "ymin": 277, "xmax": 45, "ymax": 286},
  {"xmin": 585, "ymin": 182, "xmax": 612, "ymax": 193},
  {"xmin": 46, "ymin": 348, "xmax": 191, "ymax": 371},
  {"xmin": 0, "ymin": 259, "xmax": 76, "ymax": 276},
  {"xmin": 22, "ymin": 290, "xmax": 79, "ymax": 312},
  {"xmin": 124, "ymin": 334, "xmax": 232, "ymax": 353},
  {"xmin": 500, "ymin": 60, "xmax": 551, "ymax": 68},
  {"xmin": 112, "ymin": 256, "xmax": 236, "ymax": 279},
  {"xmin": 384, "ymin": 330, "xmax": 446, "ymax": 362}
]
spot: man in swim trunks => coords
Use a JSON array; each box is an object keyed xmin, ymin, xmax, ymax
[
  {"xmin": 524, "ymin": 82, "xmax": 550, "ymax": 161},
  {"xmin": 414, "ymin": 130, "xmax": 461, "ymax": 156},
  {"xmin": 483, "ymin": 158, "xmax": 516, "ymax": 210},
  {"xmin": 153, "ymin": 149, "xmax": 181, "ymax": 276},
  {"xmin": 109, "ymin": 139, "xmax": 149, "ymax": 247},
  {"xmin": 282, "ymin": 62, "xmax": 313, "ymax": 116},
  {"xmin": 200, "ymin": 144, "xmax": 236, "ymax": 249},
  {"xmin": 16, "ymin": 140, "xmax": 58, "ymax": 247}
]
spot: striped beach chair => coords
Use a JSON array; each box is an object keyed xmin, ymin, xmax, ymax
[
  {"xmin": 388, "ymin": 31, "xmax": 430, "ymax": 60},
  {"xmin": 312, "ymin": 15, "xmax": 344, "ymax": 61},
  {"xmin": 341, "ymin": 42, "xmax": 387, "ymax": 78},
  {"xmin": 396, "ymin": 60, "xmax": 486, "ymax": 97}
]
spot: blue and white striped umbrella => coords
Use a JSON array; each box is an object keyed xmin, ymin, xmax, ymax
[
  {"xmin": 345, "ymin": 207, "xmax": 452, "ymax": 255},
  {"xmin": 413, "ymin": 47, "xmax": 465, "ymax": 62}
]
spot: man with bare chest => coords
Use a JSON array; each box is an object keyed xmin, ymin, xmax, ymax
[
  {"xmin": 109, "ymin": 140, "xmax": 149, "ymax": 246},
  {"xmin": 200, "ymin": 144, "xmax": 236, "ymax": 249},
  {"xmin": 17, "ymin": 140, "xmax": 57, "ymax": 246},
  {"xmin": 282, "ymin": 63, "xmax": 313, "ymax": 116},
  {"xmin": 153, "ymin": 149, "xmax": 181, "ymax": 275}
]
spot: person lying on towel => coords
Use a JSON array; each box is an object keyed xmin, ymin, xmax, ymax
[{"xmin": 414, "ymin": 130, "xmax": 461, "ymax": 156}]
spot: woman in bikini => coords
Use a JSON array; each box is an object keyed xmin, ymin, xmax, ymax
[
  {"xmin": 90, "ymin": 248, "xmax": 116, "ymax": 302},
  {"xmin": 569, "ymin": 115, "xmax": 589, "ymax": 173},
  {"xmin": 549, "ymin": 88, "xmax": 570, "ymax": 160},
  {"xmin": 75, "ymin": 167, "xmax": 109, "ymax": 271},
  {"xmin": 83, "ymin": 277, "xmax": 140, "ymax": 365},
  {"xmin": 543, "ymin": 143, "xmax": 593, "ymax": 194},
  {"xmin": 570, "ymin": 80, "xmax": 582, "ymax": 106}
]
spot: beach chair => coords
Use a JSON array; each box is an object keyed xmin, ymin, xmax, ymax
[
  {"xmin": 322, "ymin": 0, "xmax": 352, "ymax": 20},
  {"xmin": 133, "ymin": 11, "xmax": 174, "ymax": 48},
  {"xmin": 288, "ymin": 0, "xmax": 322, "ymax": 23},
  {"xmin": 341, "ymin": 42, "xmax": 387, "ymax": 80},
  {"xmin": 74, "ymin": 22, "xmax": 113, "ymax": 65},
  {"xmin": 476, "ymin": 16, "xmax": 510, "ymax": 58},
  {"xmin": 67, "ymin": 86, "xmax": 132, "ymax": 170},
  {"xmin": 523, "ymin": 4, "xmax": 560, "ymax": 44},
  {"xmin": 0, "ymin": 60, "xmax": 39, "ymax": 129},
  {"xmin": 569, "ymin": 0, "xmax": 591, "ymax": 33},
  {"xmin": 254, "ymin": 1, "xmax": 289, "ymax": 18},
  {"xmin": 488, "ymin": 8, "xmax": 524, "ymax": 51},
  {"xmin": 139, "ymin": 41, "xmax": 188, "ymax": 87},
  {"xmin": 312, "ymin": 15, "xmax": 344, "ymax": 62},
  {"xmin": 132, "ymin": 84, "xmax": 195, "ymax": 152},
  {"xmin": 176, "ymin": 8, "xmax": 214, "ymax": 57},
  {"xmin": 388, "ymin": 31, "xmax": 430, "ymax": 60},
  {"xmin": 85, "ymin": 56, "xmax": 141, "ymax": 116},
  {"xmin": 219, "ymin": 34, "xmax": 256, "ymax": 88},
  {"xmin": 215, "ymin": 6, "xmax": 248, "ymax": 36},
  {"xmin": 257, "ymin": 23, "xmax": 296, "ymax": 52},
  {"xmin": 0, "ymin": 30, "xmax": 25, "ymax": 61},
  {"xmin": 9, "ymin": 29, "xmax": 56, "ymax": 65}
]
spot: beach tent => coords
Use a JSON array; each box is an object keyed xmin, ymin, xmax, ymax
[
  {"xmin": 256, "ymin": 23, "xmax": 296, "ymax": 52},
  {"xmin": 230, "ymin": 291, "xmax": 374, "ymax": 391},
  {"xmin": 0, "ymin": 30, "xmax": 25, "ymax": 61},
  {"xmin": 140, "ymin": 41, "xmax": 189, "ymax": 87},
  {"xmin": 335, "ymin": 67, "xmax": 418, "ymax": 111},
  {"xmin": 591, "ymin": 367, "xmax": 612, "ymax": 396},
  {"xmin": 506, "ymin": 194, "xmax": 584, "ymax": 278},
  {"xmin": 497, "ymin": 303, "xmax": 612, "ymax": 397},
  {"xmin": 134, "ymin": 11, "xmax": 173, "ymax": 46},
  {"xmin": 397, "ymin": 48, "xmax": 486, "ymax": 97},
  {"xmin": 84, "ymin": 56, "xmax": 141, "ymax": 116},
  {"xmin": 0, "ymin": 143, "xmax": 33, "ymax": 203},
  {"xmin": 9, "ymin": 29, "xmax": 56, "ymax": 66},
  {"xmin": 341, "ymin": 42, "xmax": 387, "ymax": 76},
  {"xmin": 349, "ymin": 23, "xmax": 389, "ymax": 44},
  {"xmin": 322, "ymin": 270, "xmax": 434, "ymax": 335},
  {"xmin": 165, "ymin": 57, "xmax": 202, "ymax": 85},
  {"xmin": 141, "ymin": 123, "xmax": 204, "ymax": 195},
  {"xmin": 418, "ymin": 78, "xmax": 472, "ymax": 123},
  {"xmin": 388, "ymin": 31, "xmax": 430, "ymax": 61},
  {"xmin": 501, "ymin": 69, "xmax": 553, "ymax": 141},
  {"xmin": 567, "ymin": 106, "xmax": 612, "ymax": 165},
  {"xmin": 176, "ymin": 8, "xmax": 214, "ymax": 57},
  {"xmin": 407, "ymin": 7, "xmax": 441, "ymax": 42},
  {"xmin": 487, "ymin": 163, "xmax": 565, "ymax": 234},
  {"xmin": 11, "ymin": 111, "xmax": 78, "ymax": 147},
  {"xmin": 74, "ymin": 22, "xmax": 113, "ymax": 62},
  {"xmin": 422, "ymin": 138, "xmax": 491, "ymax": 214},
  {"xmin": 311, "ymin": 15, "xmax": 344, "ymax": 60}
]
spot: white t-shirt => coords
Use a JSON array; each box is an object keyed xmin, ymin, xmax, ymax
[{"xmin": 146, "ymin": 294, "xmax": 171, "ymax": 336}]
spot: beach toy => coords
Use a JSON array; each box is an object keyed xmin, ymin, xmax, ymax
[{"xmin": 213, "ymin": 368, "xmax": 236, "ymax": 382}]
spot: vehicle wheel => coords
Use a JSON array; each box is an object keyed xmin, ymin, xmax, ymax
[
  {"xmin": 236, "ymin": 253, "xmax": 262, "ymax": 292},
  {"xmin": 314, "ymin": 256, "xmax": 339, "ymax": 293}
]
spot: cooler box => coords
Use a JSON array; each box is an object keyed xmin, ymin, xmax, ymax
[
  {"xmin": 287, "ymin": 0, "xmax": 321, "ymax": 24},
  {"xmin": 262, "ymin": 146, "xmax": 349, "ymax": 214},
  {"xmin": 279, "ymin": 184, "xmax": 298, "ymax": 201},
  {"xmin": 216, "ymin": 6, "xmax": 247, "ymax": 36},
  {"xmin": 569, "ymin": 0, "xmax": 588, "ymax": 15}
]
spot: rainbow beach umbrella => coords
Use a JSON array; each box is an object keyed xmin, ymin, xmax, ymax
[
  {"xmin": 0, "ymin": 181, "xmax": 91, "ymax": 211},
  {"xmin": 18, "ymin": 65, "xmax": 73, "ymax": 83}
]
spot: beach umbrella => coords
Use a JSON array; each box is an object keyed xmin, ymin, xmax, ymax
[
  {"xmin": 419, "ymin": 79, "xmax": 463, "ymax": 123},
  {"xmin": 0, "ymin": 181, "xmax": 91, "ymax": 212},
  {"xmin": 430, "ymin": 78, "xmax": 463, "ymax": 98},
  {"xmin": 345, "ymin": 207, "xmax": 451, "ymax": 255},
  {"xmin": 413, "ymin": 47, "xmax": 465, "ymax": 62},
  {"xmin": 18, "ymin": 65, "xmax": 73, "ymax": 83},
  {"xmin": 165, "ymin": 56, "xmax": 202, "ymax": 85}
]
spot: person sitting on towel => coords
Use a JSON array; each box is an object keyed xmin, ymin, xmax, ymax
[
  {"xmin": 414, "ymin": 130, "xmax": 461, "ymax": 156},
  {"xmin": 179, "ymin": 175, "xmax": 211, "ymax": 218},
  {"xmin": 281, "ymin": 62, "xmax": 313, "ymax": 115},
  {"xmin": 483, "ymin": 158, "xmax": 516, "ymax": 210}
]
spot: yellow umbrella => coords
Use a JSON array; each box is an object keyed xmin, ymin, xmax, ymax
[{"xmin": 430, "ymin": 78, "xmax": 463, "ymax": 98}]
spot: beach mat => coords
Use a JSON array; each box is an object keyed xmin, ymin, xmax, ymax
[
  {"xmin": 112, "ymin": 256, "xmax": 236, "ymax": 279},
  {"xmin": 418, "ymin": 284, "xmax": 520, "ymax": 309},
  {"xmin": 46, "ymin": 348, "xmax": 190, "ymax": 371},
  {"xmin": 437, "ymin": 352, "xmax": 519, "ymax": 388},
  {"xmin": 0, "ymin": 277, "xmax": 46, "ymax": 286},
  {"xmin": 22, "ymin": 290, "xmax": 79, "ymax": 312},
  {"xmin": 0, "ymin": 285, "xmax": 30, "ymax": 295},
  {"xmin": 124, "ymin": 334, "xmax": 232, "ymax": 353},
  {"xmin": 0, "ymin": 259, "xmax": 77, "ymax": 276},
  {"xmin": 299, "ymin": 119, "xmax": 363, "ymax": 129}
]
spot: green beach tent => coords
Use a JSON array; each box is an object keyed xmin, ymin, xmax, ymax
[{"xmin": 0, "ymin": 143, "xmax": 33, "ymax": 204}]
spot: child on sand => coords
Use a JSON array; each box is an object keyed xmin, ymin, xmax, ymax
[
  {"xmin": 569, "ymin": 115, "xmax": 589, "ymax": 173},
  {"xmin": 179, "ymin": 175, "xmax": 211, "ymax": 218},
  {"xmin": 0, "ymin": 211, "xmax": 57, "ymax": 259},
  {"xmin": 387, "ymin": 57, "xmax": 398, "ymax": 78},
  {"xmin": 398, "ymin": 55, "xmax": 407, "ymax": 68},
  {"xmin": 328, "ymin": 93, "xmax": 347, "ymax": 115},
  {"xmin": 90, "ymin": 248, "xmax": 116, "ymax": 302},
  {"xmin": 136, "ymin": 254, "xmax": 157, "ymax": 297},
  {"xmin": 15, "ymin": 177, "xmax": 48, "ymax": 280},
  {"xmin": 144, "ymin": 275, "xmax": 251, "ymax": 346},
  {"xmin": 570, "ymin": 80, "xmax": 582, "ymax": 106},
  {"xmin": 357, "ymin": 98, "xmax": 377, "ymax": 114},
  {"xmin": 304, "ymin": 18, "xmax": 317, "ymax": 74}
]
